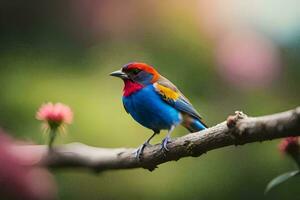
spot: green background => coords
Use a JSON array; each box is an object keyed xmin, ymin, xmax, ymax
[{"xmin": 0, "ymin": 1, "xmax": 299, "ymax": 199}]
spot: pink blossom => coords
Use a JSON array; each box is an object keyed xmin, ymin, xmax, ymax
[
  {"xmin": 278, "ymin": 137, "xmax": 299, "ymax": 155},
  {"xmin": 36, "ymin": 102, "xmax": 73, "ymax": 130},
  {"xmin": 0, "ymin": 130, "xmax": 57, "ymax": 200}
]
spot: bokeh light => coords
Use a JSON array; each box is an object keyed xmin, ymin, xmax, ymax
[{"xmin": 215, "ymin": 30, "xmax": 280, "ymax": 89}]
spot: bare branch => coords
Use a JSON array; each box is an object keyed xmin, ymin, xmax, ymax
[{"xmin": 17, "ymin": 107, "xmax": 300, "ymax": 172}]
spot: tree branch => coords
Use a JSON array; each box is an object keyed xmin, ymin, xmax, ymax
[{"xmin": 17, "ymin": 107, "xmax": 300, "ymax": 172}]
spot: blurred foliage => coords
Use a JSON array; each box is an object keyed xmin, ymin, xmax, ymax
[{"xmin": 0, "ymin": 1, "xmax": 299, "ymax": 199}]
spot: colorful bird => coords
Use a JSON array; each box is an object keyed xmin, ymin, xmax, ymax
[{"xmin": 110, "ymin": 62, "xmax": 207, "ymax": 159}]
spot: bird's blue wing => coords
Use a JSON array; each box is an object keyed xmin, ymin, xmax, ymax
[{"xmin": 154, "ymin": 76, "xmax": 206, "ymax": 126}]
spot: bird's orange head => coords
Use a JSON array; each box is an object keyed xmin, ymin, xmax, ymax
[{"xmin": 110, "ymin": 62, "xmax": 160, "ymax": 85}]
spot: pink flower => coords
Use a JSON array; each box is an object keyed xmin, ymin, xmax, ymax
[
  {"xmin": 36, "ymin": 102, "xmax": 73, "ymax": 131},
  {"xmin": 278, "ymin": 137, "xmax": 299, "ymax": 155}
]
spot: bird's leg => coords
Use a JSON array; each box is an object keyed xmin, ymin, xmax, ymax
[
  {"xmin": 134, "ymin": 131, "xmax": 158, "ymax": 160},
  {"xmin": 161, "ymin": 125, "xmax": 175, "ymax": 153}
]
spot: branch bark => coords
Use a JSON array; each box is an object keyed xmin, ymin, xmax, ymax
[{"xmin": 17, "ymin": 107, "xmax": 300, "ymax": 172}]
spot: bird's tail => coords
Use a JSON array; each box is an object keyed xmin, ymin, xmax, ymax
[{"xmin": 182, "ymin": 115, "xmax": 208, "ymax": 132}]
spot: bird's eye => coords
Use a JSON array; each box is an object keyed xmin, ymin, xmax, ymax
[{"xmin": 131, "ymin": 69, "xmax": 141, "ymax": 75}]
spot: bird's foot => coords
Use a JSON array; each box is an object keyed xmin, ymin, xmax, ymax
[
  {"xmin": 161, "ymin": 135, "xmax": 171, "ymax": 153},
  {"xmin": 133, "ymin": 142, "xmax": 151, "ymax": 161}
]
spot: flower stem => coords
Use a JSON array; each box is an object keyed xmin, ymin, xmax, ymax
[
  {"xmin": 48, "ymin": 129, "xmax": 57, "ymax": 152},
  {"xmin": 290, "ymin": 152, "xmax": 300, "ymax": 169},
  {"xmin": 294, "ymin": 156, "xmax": 300, "ymax": 169}
]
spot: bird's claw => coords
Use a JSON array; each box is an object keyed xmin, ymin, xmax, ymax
[
  {"xmin": 161, "ymin": 136, "xmax": 170, "ymax": 153},
  {"xmin": 133, "ymin": 142, "xmax": 150, "ymax": 161}
]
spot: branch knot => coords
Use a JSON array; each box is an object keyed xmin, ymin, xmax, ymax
[{"xmin": 226, "ymin": 111, "xmax": 247, "ymax": 128}]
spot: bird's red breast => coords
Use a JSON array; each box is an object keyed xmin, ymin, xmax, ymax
[{"xmin": 123, "ymin": 79, "xmax": 144, "ymax": 97}]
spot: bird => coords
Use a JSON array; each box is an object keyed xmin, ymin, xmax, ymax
[{"xmin": 110, "ymin": 62, "xmax": 207, "ymax": 159}]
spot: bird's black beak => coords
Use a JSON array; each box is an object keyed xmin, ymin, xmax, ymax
[{"xmin": 109, "ymin": 70, "xmax": 128, "ymax": 79}]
